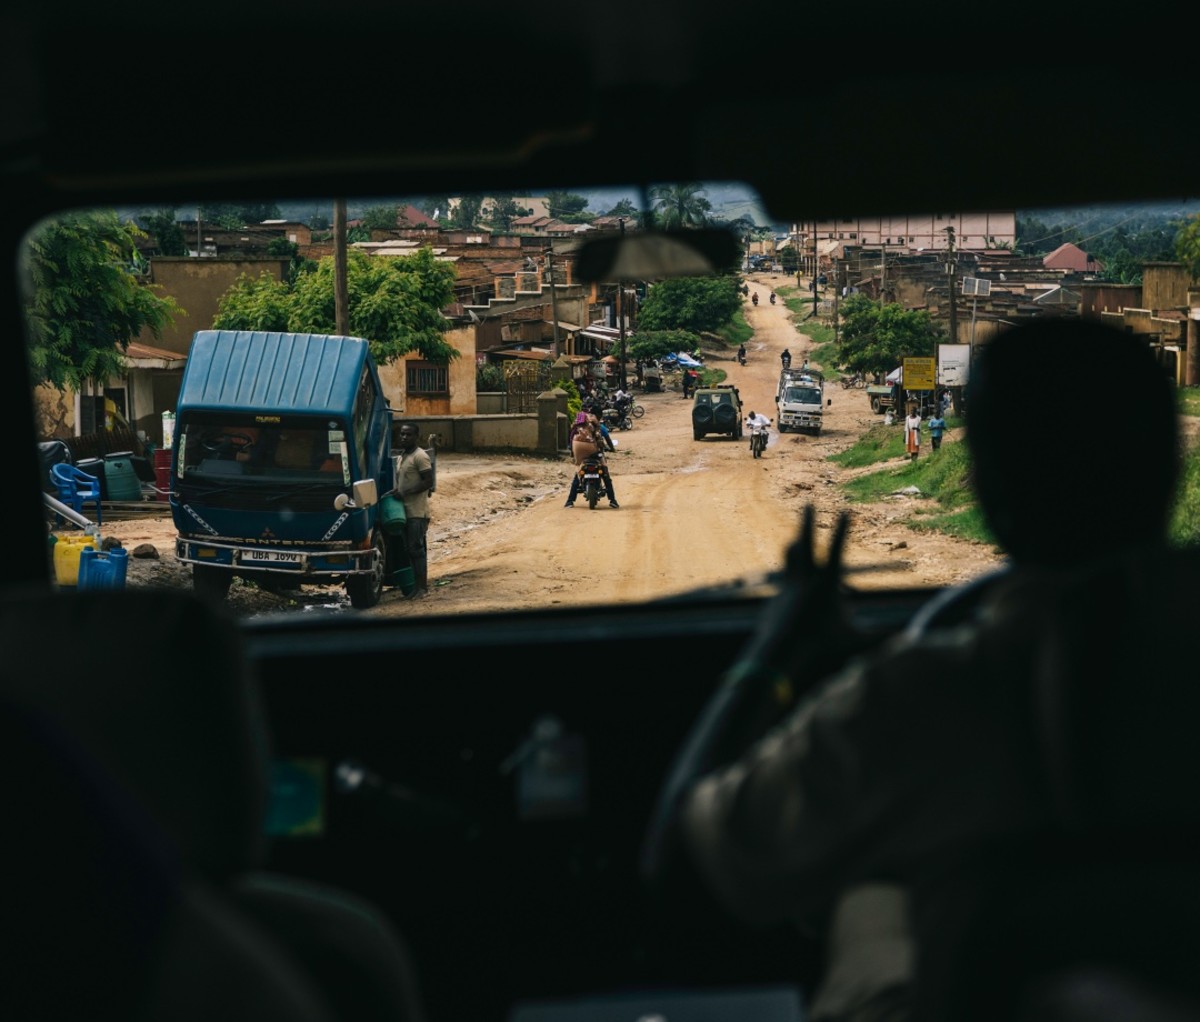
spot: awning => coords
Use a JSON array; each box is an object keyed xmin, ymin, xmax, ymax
[
  {"xmin": 886, "ymin": 366, "xmax": 902, "ymax": 384},
  {"xmin": 124, "ymin": 341, "xmax": 188, "ymax": 370}
]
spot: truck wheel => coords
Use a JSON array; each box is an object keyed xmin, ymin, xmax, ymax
[
  {"xmin": 871, "ymin": 396, "xmax": 882, "ymax": 414},
  {"xmin": 693, "ymin": 429, "xmax": 703, "ymax": 440},
  {"xmin": 346, "ymin": 529, "xmax": 386, "ymax": 609},
  {"xmin": 193, "ymin": 564, "xmax": 232, "ymax": 602}
]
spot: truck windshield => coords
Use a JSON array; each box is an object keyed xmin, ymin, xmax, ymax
[
  {"xmin": 178, "ymin": 416, "xmax": 351, "ymax": 485},
  {"xmin": 785, "ymin": 388, "xmax": 821, "ymax": 403}
]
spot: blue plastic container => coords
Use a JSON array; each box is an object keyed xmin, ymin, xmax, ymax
[{"xmin": 78, "ymin": 546, "xmax": 128, "ymax": 591}]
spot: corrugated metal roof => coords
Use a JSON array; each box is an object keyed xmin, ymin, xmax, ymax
[
  {"xmin": 178, "ymin": 331, "xmax": 370, "ymax": 417},
  {"xmin": 124, "ymin": 341, "xmax": 188, "ymax": 368}
]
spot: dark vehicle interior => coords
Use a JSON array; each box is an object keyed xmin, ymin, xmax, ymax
[{"xmin": 7, "ymin": 3, "xmax": 1200, "ymax": 1020}]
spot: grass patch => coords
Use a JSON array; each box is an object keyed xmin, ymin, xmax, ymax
[
  {"xmin": 1177, "ymin": 386, "xmax": 1200, "ymax": 417},
  {"xmin": 716, "ymin": 313, "xmax": 753, "ymax": 348},
  {"xmin": 1170, "ymin": 450, "xmax": 1200, "ymax": 545},
  {"xmin": 833, "ymin": 423, "xmax": 997, "ymax": 545}
]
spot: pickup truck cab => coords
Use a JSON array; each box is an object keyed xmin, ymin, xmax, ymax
[{"xmin": 169, "ymin": 330, "xmax": 395, "ymax": 608}]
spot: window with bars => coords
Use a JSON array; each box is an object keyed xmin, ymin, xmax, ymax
[{"xmin": 407, "ymin": 361, "xmax": 449, "ymax": 395}]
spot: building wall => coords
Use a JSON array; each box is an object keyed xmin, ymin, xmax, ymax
[
  {"xmin": 139, "ymin": 257, "xmax": 291, "ymax": 354},
  {"xmin": 1142, "ymin": 262, "xmax": 1192, "ymax": 314},
  {"xmin": 376, "ymin": 324, "xmax": 478, "ymax": 418},
  {"xmin": 795, "ymin": 212, "xmax": 1016, "ymax": 252}
]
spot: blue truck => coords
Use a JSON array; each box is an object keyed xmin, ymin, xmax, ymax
[{"xmin": 169, "ymin": 330, "xmax": 396, "ymax": 608}]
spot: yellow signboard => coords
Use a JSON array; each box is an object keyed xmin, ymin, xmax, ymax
[{"xmin": 903, "ymin": 357, "xmax": 935, "ymax": 391}]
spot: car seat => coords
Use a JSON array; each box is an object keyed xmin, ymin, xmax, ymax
[
  {"xmin": 0, "ymin": 585, "xmax": 427, "ymax": 1022},
  {"xmin": 912, "ymin": 546, "xmax": 1200, "ymax": 1022},
  {"xmin": 2, "ymin": 694, "xmax": 334, "ymax": 1022}
]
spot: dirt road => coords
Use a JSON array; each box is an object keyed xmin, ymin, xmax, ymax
[{"xmin": 89, "ymin": 273, "xmax": 1005, "ymax": 617}]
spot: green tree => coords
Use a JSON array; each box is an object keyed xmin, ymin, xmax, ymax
[
  {"xmin": 411, "ymin": 196, "xmax": 451, "ymax": 220},
  {"xmin": 214, "ymin": 246, "xmax": 460, "ymax": 365},
  {"xmin": 627, "ymin": 329, "xmax": 702, "ymax": 363},
  {"xmin": 635, "ymin": 276, "xmax": 742, "ymax": 334},
  {"xmin": 836, "ymin": 294, "xmax": 936, "ymax": 376},
  {"xmin": 1175, "ymin": 213, "xmax": 1200, "ymax": 281},
  {"xmin": 545, "ymin": 191, "xmax": 591, "ymax": 223},
  {"xmin": 24, "ymin": 211, "xmax": 181, "ymax": 388},
  {"xmin": 139, "ymin": 209, "xmax": 188, "ymax": 256},
  {"xmin": 360, "ymin": 205, "xmax": 399, "ymax": 230},
  {"xmin": 199, "ymin": 202, "xmax": 282, "ymax": 228},
  {"xmin": 647, "ymin": 183, "xmax": 712, "ymax": 230},
  {"xmin": 605, "ymin": 198, "xmax": 641, "ymax": 224},
  {"xmin": 482, "ymin": 193, "xmax": 531, "ymax": 230},
  {"xmin": 450, "ymin": 196, "xmax": 483, "ymax": 229},
  {"xmin": 476, "ymin": 361, "xmax": 506, "ymax": 391},
  {"xmin": 265, "ymin": 238, "xmax": 315, "ymax": 284}
]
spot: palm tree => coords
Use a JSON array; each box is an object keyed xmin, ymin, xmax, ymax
[{"xmin": 648, "ymin": 183, "xmax": 712, "ymax": 230}]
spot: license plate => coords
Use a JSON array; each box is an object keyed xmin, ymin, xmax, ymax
[{"xmin": 242, "ymin": 549, "xmax": 304, "ymax": 564}]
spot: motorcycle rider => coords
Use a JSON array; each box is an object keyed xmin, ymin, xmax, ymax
[
  {"xmin": 769, "ymin": 292, "xmax": 776, "ymax": 305},
  {"xmin": 781, "ymin": 348, "xmax": 792, "ymax": 369},
  {"xmin": 737, "ymin": 344, "xmax": 747, "ymax": 366},
  {"xmin": 564, "ymin": 413, "xmax": 619, "ymax": 509},
  {"xmin": 751, "ymin": 292, "xmax": 759, "ymax": 306},
  {"xmin": 745, "ymin": 409, "xmax": 771, "ymax": 453}
]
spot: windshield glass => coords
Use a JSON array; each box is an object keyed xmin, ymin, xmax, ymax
[
  {"xmin": 24, "ymin": 190, "xmax": 1200, "ymax": 617},
  {"xmin": 178, "ymin": 416, "xmax": 351, "ymax": 485}
]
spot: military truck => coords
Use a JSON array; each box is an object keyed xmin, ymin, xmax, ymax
[{"xmin": 775, "ymin": 368, "xmax": 830, "ymax": 435}]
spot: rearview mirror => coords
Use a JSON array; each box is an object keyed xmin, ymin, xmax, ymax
[{"xmin": 574, "ymin": 227, "xmax": 742, "ymax": 283}]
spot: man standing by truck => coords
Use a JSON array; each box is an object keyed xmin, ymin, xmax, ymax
[{"xmin": 394, "ymin": 422, "xmax": 434, "ymax": 599}]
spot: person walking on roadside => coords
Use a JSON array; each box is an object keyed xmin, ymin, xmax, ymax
[
  {"xmin": 904, "ymin": 406, "xmax": 922, "ymax": 461},
  {"xmin": 394, "ymin": 421, "xmax": 434, "ymax": 598},
  {"xmin": 927, "ymin": 408, "xmax": 946, "ymax": 452}
]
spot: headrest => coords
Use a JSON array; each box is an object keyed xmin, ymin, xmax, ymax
[{"xmin": 0, "ymin": 587, "xmax": 270, "ymax": 879}]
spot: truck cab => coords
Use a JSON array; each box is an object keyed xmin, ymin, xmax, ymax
[
  {"xmin": 776, "ymin": 368, "xmax": 829, "ymax": 435},
  {"xmin": 169, "ymin": 330, "xmax": 395, "ymax": 609}
]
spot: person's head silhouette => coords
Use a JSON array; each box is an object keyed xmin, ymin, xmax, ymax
[{"xmin": 966, "ymin": 318, "xmax": 1178, "ymax": 566}]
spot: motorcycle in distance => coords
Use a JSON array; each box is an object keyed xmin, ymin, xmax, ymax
[
  {"xmin": 601, "ymin": 404, "xmax": 632, "ymax": 432},
  {"xmin": 737, "ymin": 347, "xmax": 746, "ymax": 366},
  {"xmin": 769, "ymin": 292, "xmax": 776, "ymax": 305},
  {"xmin": 751, "ymin": 292, "xmax": 759, "ymax": 306},
  {"xmin": 577, "ymin": 455, "xmax": 611, "ymax": 509},
  {"xmin": 748, "ymin": 417, "xmax": 772, "ymax": 459}
]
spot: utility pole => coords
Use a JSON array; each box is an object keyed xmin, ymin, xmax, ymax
[
  {"xmin": 334, "ymin": 199, "xmax": 349, "ymax": 335},
  {"xmin": 812, "ymin": 218, "xmax": 819, "ymax": 313},
  {"xmin": 545, "ymin": 246, "xmax": 562, "ymax": 358},
  {"xmin": 617, "ymin": 218, "xmax": 628, "ymax": 391},
  {"xmin": 944, "ymin": 225, "xmax": 961, "ymax": 414},
  {"xmin": 795, "ymin": 222, "xmax": 803, "ymax": 291}
]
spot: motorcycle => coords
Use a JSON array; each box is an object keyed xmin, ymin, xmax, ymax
[
  {"xmin": 781, "ymin": 353, "xmax": 792, "ymax": 369},
  {"xmin": 769, "ymin": 292, "xmax": 776, "ymax": 305},
  {"xmin": 751, "ymin": 292, "xmax": 759, "ymax": 306},
  {"xmin": 601, "ymin": 405, "xmax": 632, "ymax": 431},
  {"xmin": 577, "ymin": 455, "xmax": 610, "ymax": 510},
  {"xmin": 737, "ymin": 350, "xmax": 746, "ymax": 366},
  {"xmin": 749, "ymin": 419, "xmax": 771, "ymax": 459}
]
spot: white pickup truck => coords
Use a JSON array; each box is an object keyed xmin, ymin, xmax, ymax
[{"xmin": 775, "ymin": 367, "xmax": 830, "ymax": 435}]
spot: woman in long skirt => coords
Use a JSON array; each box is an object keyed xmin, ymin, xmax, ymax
[{"xmin": 905, "ymin": 407, "xmax": 922, "ymax": 461}]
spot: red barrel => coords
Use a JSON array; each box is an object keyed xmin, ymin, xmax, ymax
[{"xmin": 153, "ymin": 448, "xmax": 172, "ymax": 503}]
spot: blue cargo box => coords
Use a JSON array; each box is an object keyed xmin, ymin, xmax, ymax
[{"xmin": 179, "ymin": 331, "xmax": 372, "ymax": 418}]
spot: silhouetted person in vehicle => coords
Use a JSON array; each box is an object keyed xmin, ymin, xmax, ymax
[{"xmin": 644, "ymin": 319, "xmax": 1182, "ymax": 1022}]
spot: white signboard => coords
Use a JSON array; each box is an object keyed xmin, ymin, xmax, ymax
[{"xmin": 938, "ymin": 344, "xmax": 971, "ymax": 386}]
